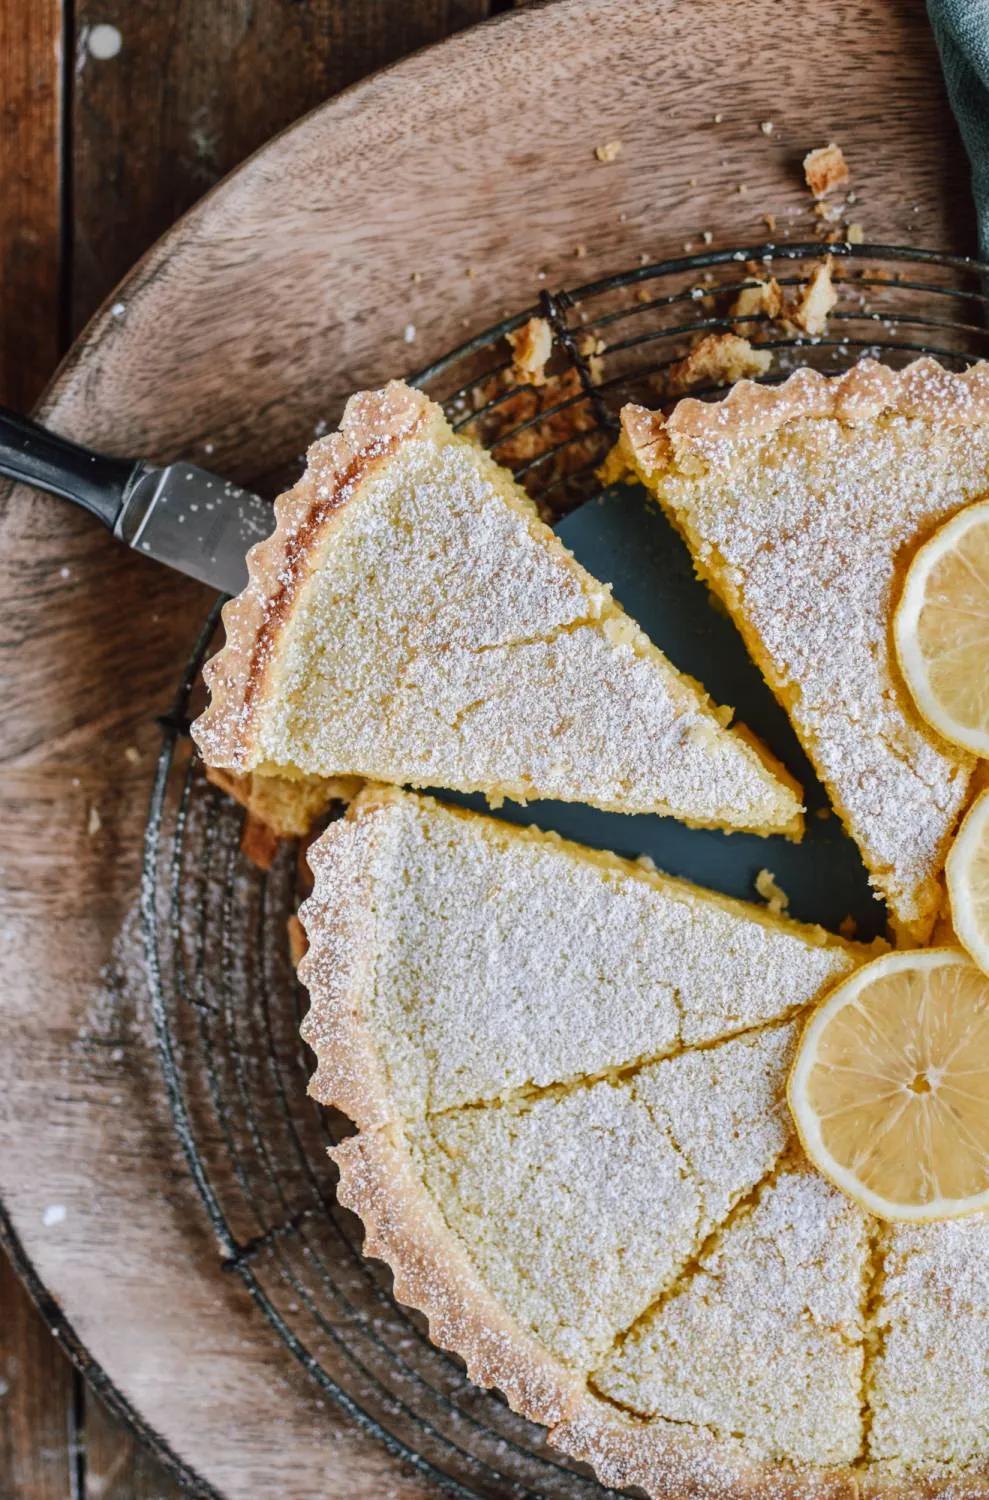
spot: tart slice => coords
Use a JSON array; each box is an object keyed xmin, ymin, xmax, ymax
[
  {"xmin": 616, "ymin": 358, "xmax": 986, "ymax": 941},
  {"xmin": 298, "ymin": 785, "xmax": 866, "ymax": 1131},
  {"xmin": 193, "ymin": 381, "xmax": 801, "ymax": 836}
]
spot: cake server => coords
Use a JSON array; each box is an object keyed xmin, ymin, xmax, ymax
[{"xmin": 0, "ymin": 406, "xmax": 272, "ymax": 595}]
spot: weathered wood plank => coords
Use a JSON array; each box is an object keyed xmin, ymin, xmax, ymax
[
  {"xmin": 0, "ymin": 0, "xmax": 63, "ymax": 409},
  {"xmin": 70, "ymin": 0, "xmax": 491, "ymax": 331},
  {"xmin": 0, "ymin": 1252, "xmax": 75, "ymax": 1500},
  {"xmin": 83, "ymin": 1393, "xmax": 186, "ymax": 1500}
]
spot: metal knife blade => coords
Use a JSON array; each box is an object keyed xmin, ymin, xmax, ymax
[{"xmin": 114, "ymin": 462, "xmax": 274, "ymax": 595}]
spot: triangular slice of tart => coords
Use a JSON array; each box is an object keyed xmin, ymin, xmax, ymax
[
  {"xmin": 616, "ymin": 358, "xmax": 984, "ymax": 941},
  {"xmin": 193, "ymin": 381, "xmax": 801, "ymax": 835},
  {"xmin": 298, "ymin": 785, "xmax": 867, "ymax": 1131}
]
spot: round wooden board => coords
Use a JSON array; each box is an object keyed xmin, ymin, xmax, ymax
[{"xmin": 0, "ymin": 2, "xmax": 972, "ymax": 1495}]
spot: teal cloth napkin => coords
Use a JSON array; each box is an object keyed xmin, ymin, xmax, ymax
[{"xmin": 929, "ymin": 0, "xmax": 989, "ymax": 256}]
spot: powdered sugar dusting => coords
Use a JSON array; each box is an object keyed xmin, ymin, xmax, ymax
[
  {"xmin": 595, "ymin": 1165, "xmax": 870, "ymax": 1465},
  {"xmin": 628, "ymin": 360, "xmax": 984, "ymax": 936},
  {"xmin": 300, "ymin": 789, "xmax": 857, "ymax": 1125},
  {"xmin": 407, "ymin": 1026, "xmax": 794, "ymax": 1373},
  {"xmin": 195, "ymin": 381, "xmax": 800, "ymax": 833}
]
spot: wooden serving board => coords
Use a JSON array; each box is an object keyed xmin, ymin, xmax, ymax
[{"xmin": 0, "ymin": 2, "xmax": 972, "ymax": 1495}]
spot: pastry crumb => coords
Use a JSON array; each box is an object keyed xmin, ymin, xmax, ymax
[
  {"xmin": 507, "ymin": 316, "xmax": 553, "ymax": 387},
  {"xmin": 594, "ymin": 140, "xmax": 622, "ymax": 162},
  {"xmin": 87, "ymin": 805, "xmax": 102, "ymax": 836},
  {"xmin": 287, "ymin": 914, "xmax": 309, "ymax": 968},
  {"xmin": 846, "ymin": 222, "xmax": 864, "ymax": 244},
  {"xmin": 731, "ymin": 278, "xmax": 783, "ymax": 323},
  {"xmin": 241, "ymin": 812, "xmax": 280, "ymax": 870},
  {"xmin": 764, "ymin": 213, "xmax": 777, "ymax": 233},
  {"xmin": 577, "ymin": 331, "xmax": 606, "ymax": 385},
  {"xmin": 701, "ymin": 230, "xmax": 714, "ymax": 245},
  {"xmin": 124, "ymin": 745, "xmax": 141, "ymax": 764},
  {"xmin": 803, "ymin": 142, "xmax": 849, "ymax": 198},
  {"xmin": 668, "ymin": 333, "xmax": 772, "ymax": 392},
  {"xmin": 760, "ymin": 120, "xmax": 774, "ymax": 136},
  {"xmin": 791, "ymin": 256, "xmax": 837, "ymax": 336},
  {"xmin": 575, "ymin": 242, "xmax": 588, "ymax": 258},
  {"xmin": 838, "ymin": 914, "xmax": 858, "ymax": 940},
  {"xmin": 755, "ymin": 868, "xmax": 790, "ymax": 915}
]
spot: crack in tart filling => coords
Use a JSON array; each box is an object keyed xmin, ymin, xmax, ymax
[
  {"xmin": 612, "ymin": 358, "xmax": 989, "ymax": 943},
  {"xmin": 192, "ymin": 380, "xmax": 802, "ymax": 838},
  {"xmin": 292, "ymin": 786, "xmax": 982, "ymax": 1499}
]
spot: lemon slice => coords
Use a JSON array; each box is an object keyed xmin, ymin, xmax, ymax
[
  {"xmin": 788, "ymin": 948, "xmax": 989, "ymax": 1222},
  {"xmin": 947, "ymin": 789, "xmax": 989, "ymax": 975},
  {"xmin": 894, "ymin": 498, "xmax": 989, "ymax": 755}
]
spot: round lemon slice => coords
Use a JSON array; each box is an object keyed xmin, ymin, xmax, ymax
[
  {"xmin": 947, "ymin": 789, "xmax": 989, "ymax": 975},
  {"xmin": 893, "ymin": 498, "xmax": 989, "ymax": 755},
  {"xmin": 788, "ymin": 948, "xmax": 989, "ymax": 1222}
]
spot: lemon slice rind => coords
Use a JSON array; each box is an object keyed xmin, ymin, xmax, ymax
[
  {"xmin": 788, "ymin": 948, "xmax": 989, "ymax": 1224},
  {"xmin": 893, "ymin": 499, "xmax": 989, "ymax": 757},
  {"xmin": 947, "ymin": 789, "xmax": 989, "ymax": 976}
]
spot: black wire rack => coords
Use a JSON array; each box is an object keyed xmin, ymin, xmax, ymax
[{"xmin": 143, "ymin": 244, "xmax": 989, "ymax": 1500}]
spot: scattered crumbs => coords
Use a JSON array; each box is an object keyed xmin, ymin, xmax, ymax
[
  {"xmin": 764, "ymin": 213, "xmax": 777, "ymax": 233},
  {"xmin": 577, "ymin": 332, "xmax": 606, "ymax": 385},
  {"xmin": 635, "ymin": 286, "xmax": 652, "ymax": 303},
  {"xmin": 59, "ymin": 565, "xmax": 71, "ymax": 579},
  {"xmin": 847, "ymin": 190, "xmax": 858, "ymax": 205},
  {"xmin": 760, "ymin": 120, "xmax": 774, "ymax": 136},
  {"xmin": 466, "ymin": 266, "xmax": 478, "ymax": 279},
  {"xmin": 791, "ymin": 256, "xmax": 837, "ymax": 336},
  {"xmin": 403, "ymin": 323, "xmax": 417, "ymax": 344},
  {"xmin": 635, "ymin": 853, "xmax": 658, "ymax": 873},
  {"xmin": 313, "ymin": 417, "xmax": 328, "ymax": 437},
  {"xmin": 803, "ymin": 141, "xmax": 849, "ymax": 199},
  {"xmin": 87, "ymin": 22, "xmax": 122, "ymax": 59},
  {"xmin": 838, "ymin": 914, "xmax": 858, "ymax": 939},
  {"xmin": 594, "ymin": 140, "xmax": 622, "ymax": 162},
  {"xmin": 110, "ymin": 1047, "xmax": 125, "ymax": 1062},
  {"xmin": 737, "ymin": 184, "xmax": 748, "ymax": 195},
  {"xmin": 42, "ymin": 1204, "xmax": 66, "ymax": 1228},
  {"xmin": 507, "ymin": 316, "xmax": 553, "ymax": 387},
  {"xmin": 110, "ymin": 301, "xmax": 126, "ymax": 318},
  {"xmin": 619, "ymin": 211, "xmax": 628, "ymax": 223},
  {"xmin": 411, "ymin": 270, "xmax": 422, "ymax": 282},
  {"xmin": 575, "ymin": 242, "xmax": 588, "ymax": 258},
  {"xmin": 639, "ymin": 251, "xmax": 649, "ymax": 265},
  {"xmin": 688, "ymin": 176, "xmax": 698, "ymax": 187},
  {"xmin": 203, "ymin": 441, "xmax": 214, "ymax": 454},
  {"xmin": 701, "ymin": 230, "xmax": 714, "ymax": 245},
  {"xmin": 713, "ymin": 112, "xmax": 724, "ymax": 124},
  {"xmin": 683, "ymin": 240, "xmax": 694, "ymax": 252},
  {"xmin": 755, "ymin": 868, "xmax": 790, "ymax": 915},
  {"xmin": 124, "ymin": 745, "xmax": 141, "ymax": 764},
  {"xmin": 846, "ymin": 222, "xmax": 864, "ymax": 244},
  {"xmin": 87, "ymin": 805, "xmax": 102, "ymax": 836}
]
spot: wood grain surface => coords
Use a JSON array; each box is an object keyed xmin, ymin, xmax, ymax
[
  {"xmin": 0, "ymin": 1, "xmax": 973, "ymax": 1497},
  {"xmin": 1, "ymin": 5, "xmax": 506, "ymax": 1497}
]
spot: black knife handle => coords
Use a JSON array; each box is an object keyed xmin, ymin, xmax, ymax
[{"xmin": 0, "ymin": 406, "xmax": 138, "ymax": 530}]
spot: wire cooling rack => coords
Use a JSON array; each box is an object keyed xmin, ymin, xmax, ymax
[{"xmin": 144, "ymin": 244, "xmax": 989, "ymax": 1500}]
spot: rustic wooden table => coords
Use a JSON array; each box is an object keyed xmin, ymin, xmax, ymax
[{"xmin": 0, "ymin": 7, "xmax": 519, "ymax": 1494}]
